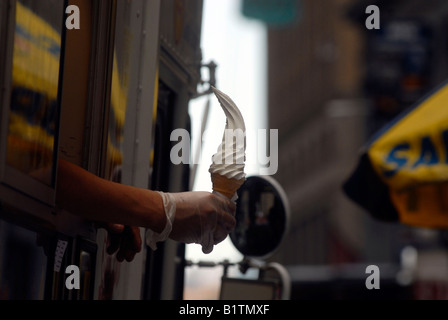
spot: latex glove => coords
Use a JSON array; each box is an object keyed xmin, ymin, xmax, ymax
[{"xmin": 146, "ymin": 191, "xmax": 236, "ymax": 254}]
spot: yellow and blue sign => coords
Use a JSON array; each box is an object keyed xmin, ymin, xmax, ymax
[
  {"xmin": 6, "ymin": 1, "xmax": 63, "ymax": 175},
  {"xmin": 344, "ymin": 81, "xmax": 448, "ymax": 229}
]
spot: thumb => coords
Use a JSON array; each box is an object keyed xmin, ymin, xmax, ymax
[{"xmin": 201, "ymin": 233, "xmax": 214, "ymax": 254}]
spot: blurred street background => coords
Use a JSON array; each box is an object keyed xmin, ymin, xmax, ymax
[{"xmin": 186, "ymin": 0, "xmax": 448, "ymax": 300}]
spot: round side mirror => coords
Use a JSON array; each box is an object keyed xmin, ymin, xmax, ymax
[{"xmin": 230, "ymin": 175, "xmax": 290, "ymax": 260}]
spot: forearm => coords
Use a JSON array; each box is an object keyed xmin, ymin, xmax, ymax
[{"xmin": 56, "ymin": 159, "xmax": 166, "ymax": 233}]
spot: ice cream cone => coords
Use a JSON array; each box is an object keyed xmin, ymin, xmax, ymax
[
  {"xmin": 208, "ymin": 87, "xmax": 246, "ymax": 200},
  {"xmin": 211, "ymin": 172, "xmax": 245, "ymax": 200}
]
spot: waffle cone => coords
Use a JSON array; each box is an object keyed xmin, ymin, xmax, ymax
[{"xmin": 211, "ymin": 173, "xmax": 245, "ymax": 199}]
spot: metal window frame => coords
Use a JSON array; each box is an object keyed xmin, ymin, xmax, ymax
[
  {"xmin": 87, "ymin": 0, "xmax": 162, "ymax": 300},
  {"xmin": 83, "ymin": 0, "xmax": 117, "ymax": 176}
]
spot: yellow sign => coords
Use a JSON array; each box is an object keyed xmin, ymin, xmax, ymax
[
  {"xmin": 367, "ymin": 82, "xmax": 448, "ymax": 228},
  {"xmin": 390, "ymin": 182, "xmax": 448, "ymax": 228},
  {"xmin": 13, "ymin": 2, "xmax": 61, "ymax": 100},
  {"xmin": 6, "ymin": 1, "xmax": 62, "ymax": 175}
]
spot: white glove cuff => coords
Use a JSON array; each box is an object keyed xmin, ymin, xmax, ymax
[
  {"xmin": 146, "ymin": 191, "xmax": 176, "ymax": 250},
  {"xmin": 213, "ymin": 190, "xmax": 238, "ymax": 203}
]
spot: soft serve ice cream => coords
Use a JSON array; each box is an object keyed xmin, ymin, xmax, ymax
[{"xmin": 209, "ymin": 87, "xmax": 246, "ymax": 200}]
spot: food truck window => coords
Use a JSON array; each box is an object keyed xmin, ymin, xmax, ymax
[{"xmin": 0, "ymin": 0, "xmax": 66, "ymax": 206}]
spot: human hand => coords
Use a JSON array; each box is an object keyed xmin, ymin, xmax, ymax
[
  {"xmin": 170, "ymin": 192, "xmax": 236, "ymax": 253},
  {"xmin": 146, "ymin": 191, "xmax": 236, "ymax": 254},
  {"xmin": 97, "ymin": 222, "xmax": 142, "ymax": 262}
]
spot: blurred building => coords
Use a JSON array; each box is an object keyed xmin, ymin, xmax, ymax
[
  {"xmin": 256, "ymin": 0, "xmax": 448, "ymax": 299},
  {"xmin": 266, "ymin": 0, "xmax": 374, "ymax": 266}
]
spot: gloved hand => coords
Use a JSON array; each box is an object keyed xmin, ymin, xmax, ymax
[{"xmin": 146, "ymin": 191, "xmax": 236, "ymax": 254}]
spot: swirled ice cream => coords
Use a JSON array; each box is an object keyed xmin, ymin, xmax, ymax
[{"xmin": 209, "ymin": 87, "xmax": 246, "ymax": 199}]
